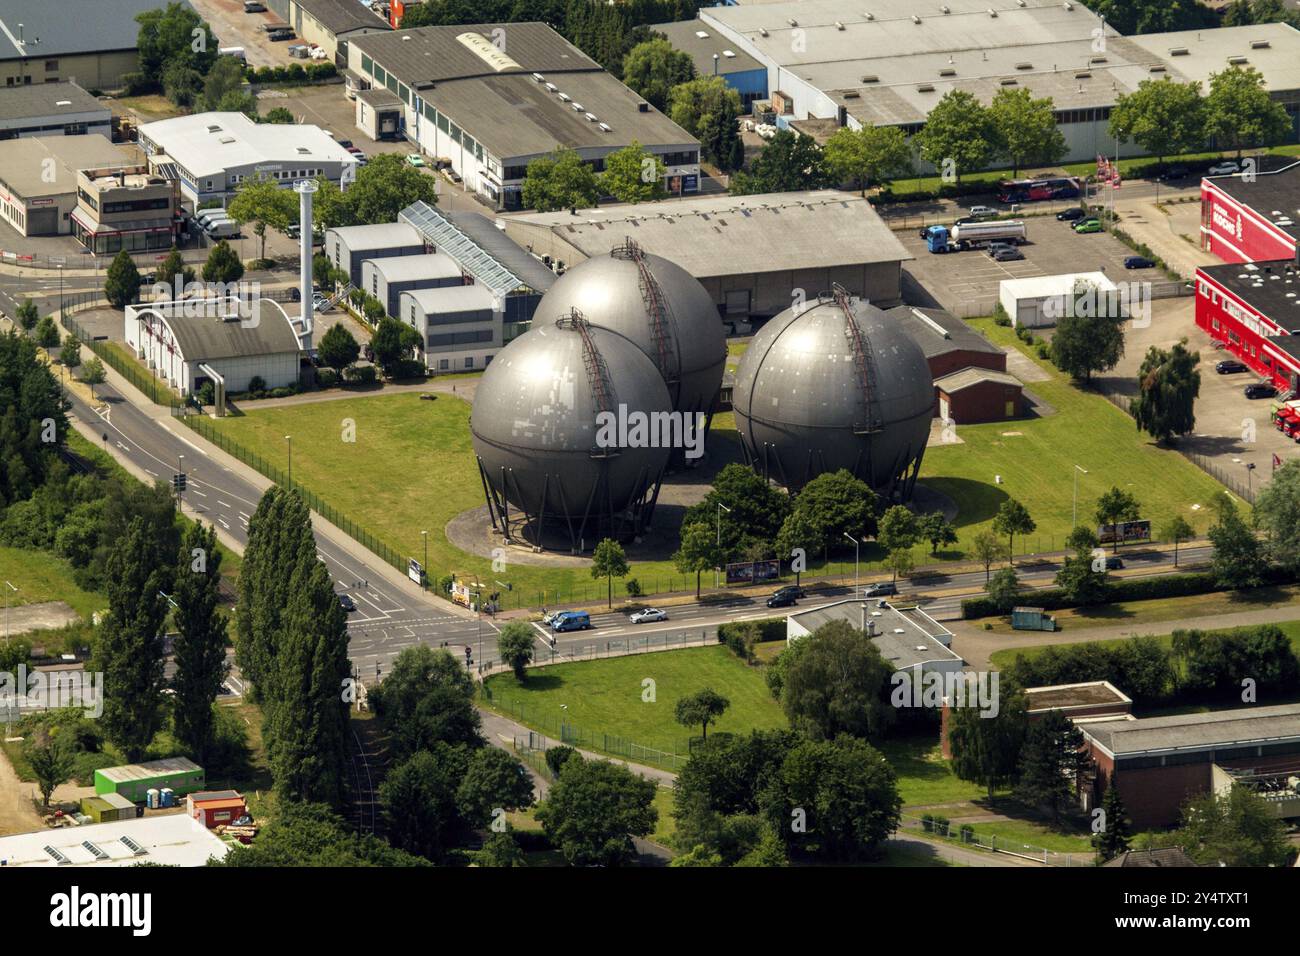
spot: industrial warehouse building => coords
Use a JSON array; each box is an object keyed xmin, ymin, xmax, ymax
[
  {"xmin": 1200, "ymin": 159, "xmax": 1300, "ymax": 264},
  {"xmin": 1194, "ymin": 258, "xmax": 1300, "ymax": 393},
  {"xmin": 999, "ymin": 271, "xmax": 1121, "ymax": 329},
  {"xmin": 325, "ymin": 221, "xmax": 427, "ymax": 287},
  {"xmin": 1080, "ymin": 703, "xmax": 1300, "ymax": 828},
  {"xmin": 347, "ymin": 23, "xmax": 700, "ymax": 209},
  {"xmin": 137, "ymin": 111, "xmax": 359, "ymax": 208},
  {"xmin": 651, "ymin": 20, "xmax": 768, "ymax": 108},
  {"xmin": 0, "ymin": 0, "xmax": 193, "ymax": 91},
  {"xmin": 285, "ymin": 0, "xmax": 390, "ymax": 65},
  {"xmin": 0, "ymin": 813, "xmax": 228, "ymax": 867},
  {"xmin": 124, "ymin": 298, "xmax": 303, "ymax": 396},
  {"xmin": 502, "ymin": 190, "xmax": 911, "ymax": 319},
  {"xmin": 94, "ymin": 756, "xmax": 206, "ymax": 803},
  {"xmin": 691, "ymin": 1, "xmax": 1300, "ymax": 166},
  {"xmin": 0, "ymin": 134, "xmax": 138, "ymax": 236},
  {"xmin": 786, "ymin": 600, "xmax": 963, "ymax": 676},
  {"xmin": 400, "ymin": 284, "xmax": 501, "ymax": 371},
  {"xmin": 0, "ymin": 81, "xmax": 109, "ymax": 139},
  {"xmin": 362, "ymin": 251, "xmax": 463, "ymax": 317}
]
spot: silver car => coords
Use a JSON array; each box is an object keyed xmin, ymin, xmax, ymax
[{"xmin": 629, "ymin": 607, "xmax": 667, "ymax": 624}]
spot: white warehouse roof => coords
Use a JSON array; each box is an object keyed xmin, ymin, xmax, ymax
[
  {"xmin": 327, "ymin": 222, "xmax": 424, "ymax": 250},
  {"xmin": 138, "ymin": 112, "xmax": 357, "ymax": 181},
  {"xmin": 366, "ymin": 252, "xmax": 463, "ymax": 283},
  {"xmin": 0, "ymin": 814, "xmax": 228, "ymax": 867},
  {"xmin": 1000, "ymin": 271, "xmax": 1116, "ymax": 301},
  {"xmin": 403, "ymin": 284, "xmax": 498, "ymax": 314}
]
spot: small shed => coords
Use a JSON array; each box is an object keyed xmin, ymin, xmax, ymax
[
  {"xmin": 998, "ymin": 271, "xmax": 1120, "ymax": 329},
  {"xmin": 362, "ymin": 252, "xmax": 464, "ymax": 317},
  {"xmin": 80, "ymin": 792, "xmax": 138, "ymax": 823},
  {"xmin": 354, "ymin": 86, "xmax": 404, "ymax": 142},
  {"xmin": 934, "ymin": 367, "xmax": 1025, "ymax": 424},
  {"xmin": 94, "ymin": 757, "xmax": 205, "ymax": 802},
  {"xmin": 187, "ymin": 789, "xmax": 247, "ymax": 828},
  {"xmin": 1011, "ymin": 607, "xmax": 1057, "ymax": 631}
]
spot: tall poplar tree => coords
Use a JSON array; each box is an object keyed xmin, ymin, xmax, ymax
[{"xmin": 172, "ymin": 521, "xmax": 229, "ymax": 763}]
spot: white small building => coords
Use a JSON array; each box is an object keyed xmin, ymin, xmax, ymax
[
  {"xmin": 400, "ymin": 284, "xmax": 502, "ymax": 372},
  {"xmin": 136, "ymin": 111, "xmax": 358, "ymax": 208},
  {"xmin": 325, "ymin": 222, "xmax": 426, "ymax": 287},
  {"xmin": 0, "ymin": 812, "xmax": 228, "ymax": 867},
  {"xmin": 361, "ymin": 251, "xmax": 463, "ymax": 317},
  {"xmin": 124, "ymin": 297, "xmax": 302, "ymax": 396},
  {"xmin": 998, "ymin": 271, "xmax": 1120, "ymax": 329},
  {"xmin": 786, "ymin": 599, "xmax": 964, "ymax": 676}
]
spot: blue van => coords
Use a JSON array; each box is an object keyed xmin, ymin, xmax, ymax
[{"xmin": 550, "ymin": 610, "xmax": 591, "ymax": 632}]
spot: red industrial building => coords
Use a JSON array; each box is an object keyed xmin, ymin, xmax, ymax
[
  {"xmin": 933, "ymin": 368, "xmax": 1025, "ymax": 424},
  {"xmin": 1194, "ymin": 258, "xmax": 1300, "ymax": 392},
  {"xmin": 1200, "ymin": 160, "xmax": 1299, "ymax": 264},
  {"xmin": 187, "ymin": 790, "xmax": 247, "ymax": 829}
]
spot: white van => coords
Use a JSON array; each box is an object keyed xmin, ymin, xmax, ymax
[
  {"xmin": 196, "ymin": 208, "xmax": 229, "ymax": 228},
  {"xmin": 219, "ymin": 47, "xmax": 246, "ymax": 62},
  {"xmin": 206, "ymin": 219, "xmax": 240, "ymax": 239}
]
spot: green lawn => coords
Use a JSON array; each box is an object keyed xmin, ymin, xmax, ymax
[
  {"xmin": 879, "ymin": 735, "xmax": 989, "ymax": 807},
  {"xmin": 485, "ymin": 645, "xmax": 786, "ymax": 760},
  {"xmin": 919, "ymin": 318, "xmax": 1233, "ymax": 556},
  {"xmin": 0, "ymin": 544, "xmax": 104, "ymax": 621}
]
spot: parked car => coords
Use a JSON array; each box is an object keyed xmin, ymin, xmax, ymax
[
  {"xmin": 1124, "ymin": 255, "xmax": 1155, "ymax": 269},
  {"xmin": 1246, "ymin": 382, "xmax": 1278, "ymax": 399},
  {"xmin": 991, "ymin": 246, "xmax": 1025, "ymax": 261},
  {"xmin": 1216, "ymin": 359, "xmax": 1249, "ymax": 374},
  {"xmin": 1104, "ymin": 557, "xmax": 1124, "ymax": 571},
  {"xmin": 243, "ymin": 0, "xmax": 266, "ymax": 11},
  {"xmin": 1073, "ymin": 218, "xmax": 1103, "ymax": 234},
  {"xmin": 629, "ymin": 607, "xmax": 668, "ymax": 624},
  {"xmin": 286, "ymin": 224, "xmax": 301, "ymax": 239},
  {"xmin": 406, "ymin": 153, "xmax": 426, "ymax": 168},
  {"xmin": 1207, "ymin": 161, "xmax": 1240, "ymax": 176},
  {"xmin": 863, "ymin": 582, "xmax": 898, "ymax": 598},
  {"xmin": 336, "ymin": 139, "xmax": 353, "ymax": 150},
  {"xmin": 1159, "ymin": 165, "xmax": 1189, "ymax": 181},
  {"xmin": 967, "ymin": 205, "xmax": 996, "ymax": 219},
  {"xmin": 268, "ymin": 28, "xmax": 295, "ymax": 41},
  {"xmin": 1056, "ymin": 207, "xmax": 1086, "ymax": 221},
  {"xmin": 338, "ymin": 594, "xmax": 356, "ymax": 612}
]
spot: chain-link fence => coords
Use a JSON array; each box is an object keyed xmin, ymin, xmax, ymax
[
  {"xmin": 901, "ymin": 812, "xmax": 1091, "ymax": 867},
  {"xmin": 61, "ymin": 301, "xmax": 178, "ymax": 406}
]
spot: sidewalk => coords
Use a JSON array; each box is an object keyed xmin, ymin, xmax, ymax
[{"xmin": 1114, "ymin": 195, "xmax": 1217, "ymax": 280}]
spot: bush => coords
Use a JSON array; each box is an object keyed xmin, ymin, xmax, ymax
[
  {"xmin": 247, "ymin": 375, "xmax": 267, "ymax": 394},
  {"xmin": 315, "ymin": 368, "xmax": 339, "ymax": 388},
  {"xmin": 960, "ymin": 824, "xmax": 975, "ymax": 843},
  {"xmin": 993, "ymin": 304, "xmax": 1012, "ymax": 327},
  {"xmin": 195, "ymin": 380, "xmax": 215, "ymax": 406},
  {"xmin": 269, "ymin": 386, "xmax": 294, "ymax": 398},
  {"xmin": 544, "ymin": 745, "xmax": 580, "ymax": 778},
  {"xmin": 345, "ymin": 365, "xmax": 377, "ymax": 386},
  {"xmin": 624, "ymin": 578, "xmax": 642, "ymax": 598},
  {"xmin": 1035, "ymin": 342, "xmax": 1050, "ymax": 359},
  {"xmin": 962, "ymin": 570, "xmax": 1227, "ymax": 618},
  {"xmin": 437, "ymin": 574, "xmax": 453, "ymax": 595},
  {"xmin": 921, "ymin": 813, "xmax": 935, "ymax": 832}
]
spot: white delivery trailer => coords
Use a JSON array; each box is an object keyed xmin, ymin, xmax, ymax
[{"xmin": 949, "ymin": 220, "xmax": 1027, "ymax": 251}]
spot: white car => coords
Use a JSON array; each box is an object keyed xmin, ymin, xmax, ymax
[
  {"xmin": 629, "ymin": 607, "xmax": 667, "ymax": 624},
  {"xmin": 1207, "ymin": 162, "xmax": 1240, "ymax": 176}
]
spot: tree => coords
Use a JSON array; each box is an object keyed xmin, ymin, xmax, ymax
[
  {"xmin": 780, "ymin": 619, "xmax": 895, "ymax": 742},
  {"xmin": 1107, "ymin": 78, "xmax": 1205, "ymax": 173},
  {"xmin": 228, "ymin": 176, "xmax": 297, "ymax": 261},
  {"xmin": 731, "ymin": 130, "xmax": 833, "ymax": 195},
  {"xmin": 1131, "ymin": 340, "xmax": 1200, "ymax": 444},
  {"xmin": 674, "ymin": 688, "xmax": 730, "ymax": 741},
  {"xmin": 1054, "ymin": 527, "xmax": 1108, "ymax": 606},
  {"xmin": 884, "ymin": 548, "xmax": 915, "ymax": 585},
  {"xmin": 673, "ymin": 521, "xmax": 724, "ymax": 598},
  {"xmin": 104, "ymin": 249, "xmax": 141, "ymax": 309},
  {"xmin": 1159, "ymin": 514, "xmax": 1195, "ymax": 568},
  {"xmin": 25, "ymin": 728, "xmax": 74, "ymax": 808},
  {"xmin": 1251, "ymin": 459, "xmax": 1300, "ymax": 571},
  {"xmin": 822, "ymin": 124, "xmax": 913, "ymax": 195},
  {"xmin": 202, "ymin": 240, "xmax": 244, "ymax": 284},
  {"xmin": 775, "ymin": 508, "xmax": 818, "ymax": 585},
  {"xmin": 134, "ymin": 2, "xmax": 218, "ymax": 95},
  {"xmin": 1207, "ymin": 492, "xmax": 1264, "ymax": 590},
  {"xmin": 95, "ymin": 516, "xmax": 168, "ymax": 761},
  {"xmin": 1095, "ymin": 486, "xmax": 1141, "ymax": 553},
  {"xmin": 521, "ymin": 148, "xmax": 601, "ymax": 212},
  {"xmin": 876, "ymin": 505, "xmax": 919, "ymax": 554},
  {"xmin": 379, "ymin": 746, "xmax": 469, "ymax": 862},
  {"xmin": 914, "ymin": 90, "xmax": 998, "ymax": 186},
  {"xmin": 992, "ymin": 498, "xmax": 1035, "ymax": 563},
  {"xmin": 161, "ymin": 59, "xmax": 203, "ymax": 108},
  {"xmin": 985, "ymin": 566, "xmax": 1022, "ymax": 613},
  {"xmin": 760, "ymin": 735, "xmax": 902, "ymax": 861},
  {"xmin": 316, "ymin": 322, "xmax": 360, "ymax": 376},
  {"xmin": 478, "ymin": 827, "xmax": 526, "ymax": 867},
  {"xmin": 683, "ymin": 462, "xmax": 791, "ymax": 558},
  {"xmin": 60, "ymin": 334, "xmax": 81, "ymax": 370},
  {"xmin": 337, "ymin": 152, "xmax": 439, "ymax": 224},
  {"xmin": 262, "ymin": 106, "xmax": 295, "ymax": 124},
  {"xmin": 947, "ymin": 688, "xmax": 1028, "ymax": 799},
  {"xmin": 788, "ymin": 469, "xmax": 877, "ymax": 552},
  {"xmin": 14, "ymin": 298, "xmax": 39, "ymax": 332},
  {"xmin": 496, "ymin": 621, "xmax": 535, "ymax": 681},
  {"xmin": 203, "ymin": 55, "xmax": 248, "ymax": 111},
  {"xmin": 590, "ymin": 537, "xmax": 629, "ymax": 609},
  {"xmin": 171, "ymin": 521, "xmax": 229, "ymax": 764},
  {"xmin": 535, "ymin": 757, "xmax": 658, "ymax": 867},
  {"xmin": 1048, "ymin": 281, "xmax": 1125, "ymax": 383},
  {"xmin": 217, "ymin": 801, "xmax": 427, "ymax": 867},
  {"xmin": 1088, "ymin": 0, "xmax": 1216, "ymax": 34},
  {"xmin": 370, "ymin": 316, "xmax": 420, "ymax": 377},
  {"xmin": 917, "ymin": 512, "xmax": 958, "ymax": 555},
  {"xmin": 156, "ymin": 246, "xmax": 194, "ymax": 290},
  {"xmin": 456, "ymin": 747, "xmax": 534, "ymax": 827},
  {"xmin": 599, "ymin": 140, "xmax": 667, "ymax": 203},
  {"xmin": 989, "ymin": 87, "xmax": 1066, "ymax": 177},
  {"xmin": 544, "ymin": 745, "xmax": 580, "ymax": 778},
  {"xmin": 1093, "ymin": 785, "xmax": 1133, "ymax": 863},
  {"xmin": 34, "ymin": 317, "xmax": 59, "ymax": 349},
  {"xmin": 1016, "ymin": 710, "xmax": 1087, "ymax": 824},
  {"xmin": 81, "ymin": 357, "xmax": 106, "ymax": 398},
  {"xmin": 1178, "ymin": 786, "xmax": 1290, "ymax": 867},
  {"xmin": 1204, "ymin": 66, "xmax": 1292, "ymax": 160},
  {"xmin": 971, "ymin": 529, "xmax": 1007, "ymax": 582},
  {"xmin": 368, "ymin": 646, "xmax": 482, "ymax": 760},
  {"xmin": 668, "ymin": 75, "xmax": 743, "ymax": 171},
  {"xmin": 622, "ymin": 37, "xmax": 695, "ymax": 112}
]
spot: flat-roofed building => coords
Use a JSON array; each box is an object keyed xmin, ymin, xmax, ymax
[
  {"xmin": 0, "ymin": 813, "xmax": 228, "ymax": 867},
  {"xmin": 72, "ymin": 162, "xmax": 178, "ymax": 254},
  {"xmin": 651, "ymin": 20, "xmax": 768, "ymax": 106},
  {"xmin": 400, "ymin": 284, "xmax": 501, "ymax": 372},
  {"xmin": 786, "ymin": 599, "xmax": 963, "ymax": 675},
  {"xmin": 0, "ymin": 81, "xmax": 109, "ymax": 139},
  {"xmin": 348, "ymin": 23, "xmax": 700, "ymax": 209},
  {"xmin": 502, "ymin": 189, "xmax": 911, "ymax": 319},
  {"xmin": 361, "ymin": 251, "xmax": 463, "ymax": 317},
  {"xmin": 0, "ymin": 133, "xmax": 138, "ymax": 236},
  {"xmin": 286, "ymin": 0, "xmax": 390, "ymax": 65}
]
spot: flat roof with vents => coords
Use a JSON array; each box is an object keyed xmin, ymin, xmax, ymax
[
  {"xmin": 650, "ymin": 19, "xmax": 765, "ymax": 78},
  {"xmin": 1200, "ymin": 256, "xmax": 1300, "ymax": 327},
  {"xmin": 0, "ymin": 81, "xmax": 109, "ymax": 126},
  {"xmin": 0, "ymin": 814, "xmax": 228, "ymax": 867},
  {"xmin": 137, "ymin": 111, "xmax": 356, "ymax": 182},
  {"xmin": 1202, "ymin": 159, "xmax": 1300, "ymax": 242},
  {"xmin": 786, "ymin": 599, "xmax": 961, "ymax": 670}
]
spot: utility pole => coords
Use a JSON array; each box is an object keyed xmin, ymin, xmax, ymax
[
  {"xmin": 3, "ymin": 581, "xmax": 17, "ymax": 639},
  {"xmin": 844, "ymin": 532, "xmax": 860, "ymax": 594},
  {"xmin": 715, "ymin": 501, "xmax": 732, "ymax": 589},
  {"xmin": 1072, "ymin": 464, "xmax": 1088, "ymax": 529},
  {"xmin": 284, "ymin": 434, "xmax": 292, "ymax": 486}
]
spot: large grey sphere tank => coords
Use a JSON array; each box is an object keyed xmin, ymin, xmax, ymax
[
  {"xmin": 731, "ymin": 288, "xmax": 933, "ymax": 497},
  {"xmin": 471, "ymin": 310, "xmax": 673, "ymax": 549},
  {"xmin": 534, "ymin": 238, "xmax": 726, "ymax": 436}
]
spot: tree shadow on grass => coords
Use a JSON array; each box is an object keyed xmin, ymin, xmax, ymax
[{"xmin": 513, "ymin": 673, "xmax": 564, "ymax": 693}]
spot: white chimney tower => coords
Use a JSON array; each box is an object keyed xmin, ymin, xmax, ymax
[{"xmin": 294, "ymin": 179, "xmax": 318, "ymax": 349}]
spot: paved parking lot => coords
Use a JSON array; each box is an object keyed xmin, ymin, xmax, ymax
[
  {"xmin": 900, "ymin": 212, "xmax": 1145, "ymax": 317},
  {"xmin": 189, "ymin": 0, "xmax": 312, "ymax": 69}
]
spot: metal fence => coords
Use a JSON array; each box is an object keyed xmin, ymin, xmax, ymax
[
  {"xmin": 901, "ymin": 812, "xmax": 1090, "ymax": 867},
  {"xmin": 60, "ymin": 299, "xmax": 177, "ymax": 406},
  {"xmin": 0, "ymin": 248, "xmax": 192, "ymax": 272},
  {"xmin": 878, "ymin": 198, "xmax": 1084, "ymax": 234}
]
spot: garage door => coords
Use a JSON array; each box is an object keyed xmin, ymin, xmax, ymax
[{"xmin": 26, "ymin": 207, "xmax": 58, "ymax": 236}]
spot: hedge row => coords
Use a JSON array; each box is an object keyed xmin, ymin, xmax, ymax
[
  {"xmin": 717, "ymin": 617, "xmax": 786, "ymax": 660},
  {"xmin": 245, "ymin": 62, "xmax": 337, "ymax": 86}
]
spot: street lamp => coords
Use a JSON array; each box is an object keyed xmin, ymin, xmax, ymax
[
  {"xmin": 1246, "ymin": 461, "xmax": 1257, "ymax": 497},
  {"xmin": 421, "ymin": 530, "xmax": 429, "ymax": 586},
  {"xmin": 714, "ymin": 501, "xmax": 732, "ymax": 589},
  {"xmin": 3, "ymin": 581, "xmax": 17, "ymax": 639},
  {"xmin": 843, "ymin": 532, "xmax": 860, "ymax": 593},
  {"xmin": 57, "ymin": 264, "xmax": 64, "ymax": 322},
  {"xmin": 1111, "ymin": 127, "xmax": 1124, "ymax": 221},
  {"xmin": 284, "ymin": 435, "xmax": 292, "ymax": 486},
  {"xmin": 1072, "ymin": 464, "xmax": 1089, "ymax": 529}
]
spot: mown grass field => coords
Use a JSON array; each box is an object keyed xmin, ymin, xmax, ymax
[{"xmin": 0, "ymin": 545, "xmax": 104, "ymax": 621}]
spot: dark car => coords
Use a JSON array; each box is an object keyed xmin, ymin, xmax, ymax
[
  {"xmin": 338, "ymin": 594, "xmax": 357, "ymax": 612},
  {"xmin": 863, "ymin": 581, "xmax": 898, "ymax": 598},
  {"xmin": 1215, "ymin": 360, "xmax": 1248, "ymax": 374},
  {"xmin": 1246, "ymin": 382, "xmax": 1278, "ymax": 399},
  {"xmin": 336, "ymin": 139, "xmax": 353, "ymax": 150},
  {"xmin": 991, "ymin": 246, "xmax": 1025, "ymax": 261},
  {"xmin": 1104, "ymin": 556, "xmax": 1124, "ymax": 571},
  {"xmin": 268, "ymin": 28, "xmax": 295, "ymax": 41},
  {"xmin": 1056, "ymin": 207, "xmax": 1086, "ymax": 221},
  {"xmin": 1124, "ymin": 255, "xmax": 1155, "ymax": 269},
  {"xmin": 766, "ymin": 588, "xmax": 799, "ymax": 609}
]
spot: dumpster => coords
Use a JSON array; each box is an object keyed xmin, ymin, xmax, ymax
[{"xmin": 1011, "ymin": 606, "xmax": 1057, "ymax": 631}]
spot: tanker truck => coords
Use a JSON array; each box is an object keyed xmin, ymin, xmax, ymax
[{"xmin": 924, "ymin": 220, "xmax": 1028, "ymax": 253}]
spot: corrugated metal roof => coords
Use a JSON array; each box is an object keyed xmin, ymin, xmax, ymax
[
  {"xmin": 293, "ymin": 0, "xmax": 390, "ymax": 37},
  {"xmin": 131, "ymin": 299, "xmax": 301, "ymax": 362},
  {"xmin": 1081, "ymin": 703, "xmax": 1300, "ymax": 757},
  {"xmin": 0, "ymin": 81, "xmax": 107, "ymax": 122},
  {"xmin": 934, "ymin": 367, "xmax": 1023, "ymax": 393},
  {"xmin": 97, "ymin": 756, "xmax": 202, "ymax": 784},
  {"xmin": 0, "ymin": 0, "xmax": 195, "ymax": 61}
]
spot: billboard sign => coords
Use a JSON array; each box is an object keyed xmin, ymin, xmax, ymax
[
  {"xmin": 450, "ymin": 577, "xmax": 480, "ymax": 608},
  {"xmin": 725, "ymin": 559, "xmax": 780, "ymax": 585},
  {"xmin": 1097, "ymin": 519, "xmax": 1150, "ymax": 545},
  {"xmin": 408, "ymin": 558, "xmax": 424, "ymax": 585}
]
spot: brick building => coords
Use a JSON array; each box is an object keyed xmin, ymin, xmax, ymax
[
  {"xmin": 1194, "ymin": 258, "xmax": 1300, "ymax": 392},
  {"xmin": 934, "ymin": 368, "xmax": 1026, "ymax": 424}
]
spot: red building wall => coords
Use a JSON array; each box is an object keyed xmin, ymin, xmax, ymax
[
  {"xmin": 1200, "ymin": 181, "xmax": 1297, "ymax": 265},
  {"xmin": 926, "ymin": 349, "xmax": 1007, "ymax": 381},
  {"xmin": 1193, "ymin": 270, "xmax": 1300, "ymax": 390},
  {"xmin": 1086, "ymin": 746, "xmax": 1213, "ymax": 829},
  {"xmin": 939, "ymin": 381, "xmax": 1024, "ymax": 424}
]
